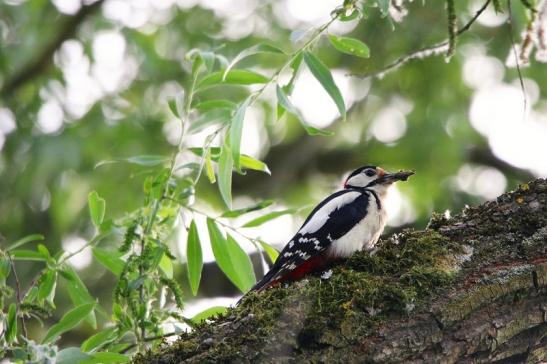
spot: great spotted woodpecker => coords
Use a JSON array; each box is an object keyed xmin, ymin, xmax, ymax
[{"xmin": 249, "ymin": 165, "xmax": 414, "ymax": 292}]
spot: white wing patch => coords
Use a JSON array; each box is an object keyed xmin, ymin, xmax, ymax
[{"xmin": 299, "ymin": 191, "xmax": 361, "ymax": 235}]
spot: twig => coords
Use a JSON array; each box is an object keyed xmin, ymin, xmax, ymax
[
  {"xmin": 506, "ymin": 0, "xmax": 528, "ymax": 120},
  {"xmin": 350, "ymin": 0, "xmax": 492, "ymax": 79},
  {"xmin": 58, "ymin": 233, "xmax": 105, "ymax": 265},
  {"xmin": 7, "ymin": 254, "xmax": 28, "ymax": 337},
  {"xmin": 446, "ymin": 0, "xmax": 458, "ymax": 59}
]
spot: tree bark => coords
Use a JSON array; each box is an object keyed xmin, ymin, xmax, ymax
[{"xmin": 138, "ymin": 178, "xmax": 546, "ymax": 364}]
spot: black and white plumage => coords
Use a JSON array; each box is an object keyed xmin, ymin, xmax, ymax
[{"xmin": 249, "ymin": 165, "xmax": 414, "ymax": 292}]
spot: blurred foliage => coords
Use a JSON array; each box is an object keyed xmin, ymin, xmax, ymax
[{"xmin": 0, "ymin": 0, "xmax": 545, "ymax": 361}]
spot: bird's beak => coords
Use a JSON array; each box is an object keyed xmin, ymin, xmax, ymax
[{"xmin": 379, "ymin": 170, "xmax": 415, "ymax": 184}]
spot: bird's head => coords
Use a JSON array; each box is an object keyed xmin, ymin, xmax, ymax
[{"xmin": 343, "ymin": 165, "xmax": 414, "ymax": 195}]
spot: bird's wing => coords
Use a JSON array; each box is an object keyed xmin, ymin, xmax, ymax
[{"xmin": 250, "ymin": 189, "xmax": 371, "ymax": 291}]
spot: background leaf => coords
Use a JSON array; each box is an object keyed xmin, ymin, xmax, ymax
[
  {"xmin": 205, "ymin": 149, "xmax": 216, "ymax": 183},
  {"xmin": 60, "ymin": 266, "xmax": 97, "ymax": 328},
  {"xmin": 6, "ymin": 303, "xmax": 17, "ymax": 344},
  {"xmin": 88, "ymin": 191, "xmax": 106, "ymax": 227},
  {"xmin": 7, "ymin": 233, "xmax": 44, "ymax": 251},
  {"xmin": 95, "ymin": 155, "xmax": 169, "ymax": 169},
  {"xmin": 259, "ymin": 240, "xmax": 279, "ymax": 264},
  {"xmin": 10, "ymin": 249, "xmax": 47, "ymax": 261},
  {"xmin": 197, "ymin": 70, "xmax": 269, "ymax": 90},
  {"xmin": 81, "ymin": 327, "xmax": 118, "ymax": 353},
  {"xmin": 225, "ymin": 234, "xmax": 256, "ymax": 291},
  {"xmin": 159, "ymin": 254, "xmax": 173, "ymax": 279},
  {"xmin": 186, "ymin": 220, "xmax": 203, "ymax": 296},
  {"xmin": 42, "ymin": 303, "xmax": 96, "ymax": 344},
  {"xmin": 222, "ymin": 43, "xmax": 285, "ymax": 80},
  {"xmin": 303, "ymin": 51, "xmax": 346, "ymax": 120},
  {"xmin": 37, "ymin": 269, "xmax": 57, "ymax": 304},
  {"xmin": 207, "ymin": 219, "xmax": 255, "ymax": 292},
  {"xmin": 230, "ymin": 97, "xmax": 252, "ymax": 171},
  {"xmin": 328, "ymin": 34, "xmax": 370, "ymax": 58},
  {"xmin": 92, "ymin": 248, "xmax": 125, "ymax": 276},
  {"xmin": 218, "ymin": 143, "xmax": 234, "ymax": 209},
  {"xmin": 276, "ymin": 85, "xmax": 333, "ymax": 136},
  {"xmin": 57, "ymin": 347, "xmax": 92, "ymax": 364}
]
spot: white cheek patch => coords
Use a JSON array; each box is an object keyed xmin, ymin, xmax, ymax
[
  {"xmin": 299, "ymin": 191, "xmax": 361, "ymax": 235},
  {"xmin": 346, "ymin": 173, "xmax": 374, "ymax": 188}
]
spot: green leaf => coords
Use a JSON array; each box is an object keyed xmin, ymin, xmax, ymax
[
  {"xmin": 207, "ymin": 219, "xmax": 255, "ymax": 292},
  {"xmin": 187, "ymin": 49, "xmax": 215, "ymax": 73},
  {"xmin": 276, "ymin": 85, "xmax": 333, "ymax": 136},
  {"xmin": 6, "ymin": 303, "xmax": 17, "ymax": 344},
  {"xmin": 218, "ymin": 144, "xmax": 233, "ymax": 209},
  {"xmin": 328, "ymin": 34, "xmax": 370, "ymax": 58},
  {"xmin": 190, "ymin": 306, "xmax": 228, "ymax": 324},
  {"xmin": 188, "ymin": 109, "xmax": 232, "ymax": 135},
  {"xmin": 259, "ymin": 240, "xmax": 279, "ymax": 264},
  {"xmin": 57, "ymin": 347, "xmax": 92, "ymax": 364},
  {"xmin": 197, "ymin": 70, "xmax": 269, "ymax": 90},
  {"xmin": 230, "ymin": 97, "xmax": 251, "ymax": 171},
  {"xmin": 205, "ymin": 149, "xmax": 216, "ymax": 184},
  {"xmin": 95, "ymin": 155, "xmax": 169, "ymax": 169},
  {"xmin": 7, "ymin": 234, "xmax": 45, "ymax": 251},
  {"xmin": 186, "ymin": 220, "xmax": 203, "ymax": 296},
  {"xmin": 0, "ymin": 255, "xmax": 10, "ymax": 279},
  {"xmin": 303, "ymin": 51, "xmax": 346, "ymax": 120},
  {"xmin": 221, "ymin": 200, "xmax": 274, "ymax": 218},
  {"xmin": 10, "ymin": 249, "xmax": 47, "ymax": 261},
  {"xmin": 92, "ymin": 248, "xmax": 125, "ymax": 276},
  {"xmin": 37, "ymin": 244, "xmax": 52, "ymax": 260},
  {"xmin": 88, "ymin": 191, "xmax": 106, "ymax": 227},
  {"xmin": 194, "ymin": 99, "xmax": 237, "ymax": 112},
  {"xmin": 189, "ymin": 148, "xmax": 271, "ymax": 174},
  {"xmin": 167, "ymin": 91, "xmax": 185, "ymax": 119},
  {"xmin": 60, "ymin": 266, "xmax": 97, "ymax": 328},
  {"xmin": 37, "ymin": 269, "xmax": 57, "ymax": 304},
  {"xmin": 242, "ymin": 208, "xmax": 297, "ymax": 228},
  {"xmin": 82, "ymin": 352, "xmax": 130, "ymax": 363},
  {"xmin": 339, "ymin": 8, "xmax": 361, "ymax": 21},
  {"xmin": 81, "ymin": 327, "xmax": 118, "ymax": 353},
  {"xmin": 240, "ymin": 154, "xmax": 272, "ymax": 174},
  {"xmin": 42, "ymin": 303, "xmax": 96, "ymax": 344},
  {"xmin": 159, "ymin": 254, "xmax": 173, "ymax": 279},
  {"xmin": 226, "ymin": 234, "xmax": 256, "ymax": 291},
  {"xmin": 223, "ymin": 43, "xmax": 285, "ymax": 81}
]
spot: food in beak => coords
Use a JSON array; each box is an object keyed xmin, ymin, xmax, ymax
[{"xmin": 382, "ymin": 170, "xmax": 415, "ymax": 182}]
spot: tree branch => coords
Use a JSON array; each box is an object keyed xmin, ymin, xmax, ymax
[
  {"xmin": 350, "ymin": 0, "xmax": 492, "ymax": 79},
  {"xmin": 0, "ymin": 0, "xmax": 104, "ymax": 96},
  {"xmin": 138, "ymin": 178, "xmax": 547, "ymax": 363}
]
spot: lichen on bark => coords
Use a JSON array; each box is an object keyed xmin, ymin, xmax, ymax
[{"xmin": 135, "ymin": 179, "xmax": 546, "ymax": 363}]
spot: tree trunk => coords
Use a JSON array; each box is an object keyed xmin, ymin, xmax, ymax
[{"xmin": 137, "ymin": 179, "xmax": 547, "ymax": 364}]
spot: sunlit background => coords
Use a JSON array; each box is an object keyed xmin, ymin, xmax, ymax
[{"xmin": 1, "ymin": 0, "xmax": 546, "ymax": 348}]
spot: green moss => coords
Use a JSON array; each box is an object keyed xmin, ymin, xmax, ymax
[{"xmin": 138, "ymin": 229, "xmax": 463, "ymax": 363}]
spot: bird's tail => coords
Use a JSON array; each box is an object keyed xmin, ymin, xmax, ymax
[{"xmin": 249, "ymin": 269, "xmax": 278, "ymax": 292}]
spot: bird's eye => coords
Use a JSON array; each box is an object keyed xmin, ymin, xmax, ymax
[{"xmin": 365, "ymin": 169, "xmax": 376, "ymax": 177}]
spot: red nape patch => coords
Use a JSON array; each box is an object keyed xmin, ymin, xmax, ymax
[{"xmin": 264, "ymin": 253, "xmax": 331, "ymax": 290}]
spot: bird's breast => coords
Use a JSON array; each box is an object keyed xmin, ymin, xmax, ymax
[{"xmin": 328, "ymin": 198, "xmax": 387, "ymax": 258}]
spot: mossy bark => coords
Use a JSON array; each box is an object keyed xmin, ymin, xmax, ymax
[{"xmin": 137, "ymin": 179, "xmax": 546, "ymax": 364}]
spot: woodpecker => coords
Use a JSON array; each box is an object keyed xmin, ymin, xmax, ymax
[{"xmin": 249, "ymin": 166, "xmax": 414, "ymax": 292}]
